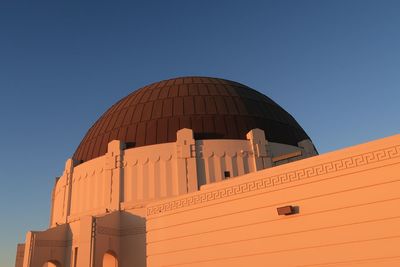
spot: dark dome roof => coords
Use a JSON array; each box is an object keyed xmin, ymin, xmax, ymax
[{"xmin": 73, "ymin": 77, "xmax": 310, "ymax": 162}]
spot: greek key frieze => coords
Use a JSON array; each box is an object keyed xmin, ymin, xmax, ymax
[{"xmin": 147, "ymin": 145, "xmax": 400, "ymax": 216}]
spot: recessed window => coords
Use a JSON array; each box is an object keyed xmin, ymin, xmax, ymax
[{"xmin": 224, "ymin": 171, "xmax": 230, "ymax": 178}]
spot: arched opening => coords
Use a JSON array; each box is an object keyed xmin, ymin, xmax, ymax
[
  {"xmin": 42, "ymin": 260, "xmax": 61, "ymax": 267},
  {"xmin": 103, "ymin": 251, "xmax": 118, "ymax": 267}
]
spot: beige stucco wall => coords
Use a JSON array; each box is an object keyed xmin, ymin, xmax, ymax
[
  {"xmin": 18, "ymin": 128, "xmax": 317, "ymax": 267},
  {"xmin": 50, "ymin": 128, "xmax": 311, "ymax": 227},
  {"xmin": 146, "ymin": 134, "xmax": 400, "ymax": 267}
]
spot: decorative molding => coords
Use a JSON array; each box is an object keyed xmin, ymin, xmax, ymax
[
  {"xmin": 150, "ymin": 155, "xmax": 161, "ymax": 162},
  {"xmin": 161, "ymin": 154, "xmax": 173, "ymax": 161},
  {"xmin": 140, "ymin": 158, "xmax": 149, "ymax": 165},
  {"xmin": 147, "ymin": 145, "xmax": 400, "ymax": 216},
  {"xmin": 226, "ymin": 152, "xmax": 238, "ymax": 157},
  {"xmin": 128, "ymin": 159, "xmax": 139, "ymax": 166}
]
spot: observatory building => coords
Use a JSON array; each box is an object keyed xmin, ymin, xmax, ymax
[{"xmin": 16, "ymin": 77, "xmax": 400, "ymax": 267}]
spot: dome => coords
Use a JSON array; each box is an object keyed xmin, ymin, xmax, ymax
[{"xmin": 73, "ymin": 76, "xmax": 311, "ymax": 163}]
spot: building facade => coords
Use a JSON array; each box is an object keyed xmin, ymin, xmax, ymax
[{"xmin": 15, "ymin": 77, "xmax": 400, "ymax": 267}]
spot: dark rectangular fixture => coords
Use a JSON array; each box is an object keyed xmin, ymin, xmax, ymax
[{"xmin": 277, "ymin": 205, "xmax": 296, "ymax": 215}]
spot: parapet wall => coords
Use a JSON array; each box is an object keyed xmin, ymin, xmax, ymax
[
  {"xmin": 146, "ymin": 134, "xmax": 400, "ymax": 267},
  {"xmin": 50, "ymin": 128, "xmax": 311, "ymax": 227}
]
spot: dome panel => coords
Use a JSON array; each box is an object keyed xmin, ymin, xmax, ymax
[{"xmin": 73, "ymin": 77, "xmax": 311, "ymax": 163}]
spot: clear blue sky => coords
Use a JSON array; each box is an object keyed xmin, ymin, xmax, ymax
[{"xmin": 1, "ymin": 1, "xmax": 399, "ymax": 266}]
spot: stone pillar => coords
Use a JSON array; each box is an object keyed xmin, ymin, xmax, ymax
[
  {"xmin": 49, "ymin": 177, "xmax": 59, "ymax": 228},
  {"xmin": 14, "ymin": 243, "xmax": 25, "ymax": 267},
  {"xmin": 63, "ymin": 158, "xmax": 75, "ymax": 225},
  {"xmin": 176, "ymin": 128, "xmax": 198, "ymax": 193},
  {"xmin": 77, "ymin": 216, "xmax": 95, "ymax": 267},
  {"xmin": 246, "ymin": 128, "xmax": 272, "ymax": 171},
  {"xmin": 105, "ymin": 140, "xmax": 125, "ymax": 212},
  {"xmin": 22, "ymin": 232, "xmax": 34, "ymax": 267}
]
